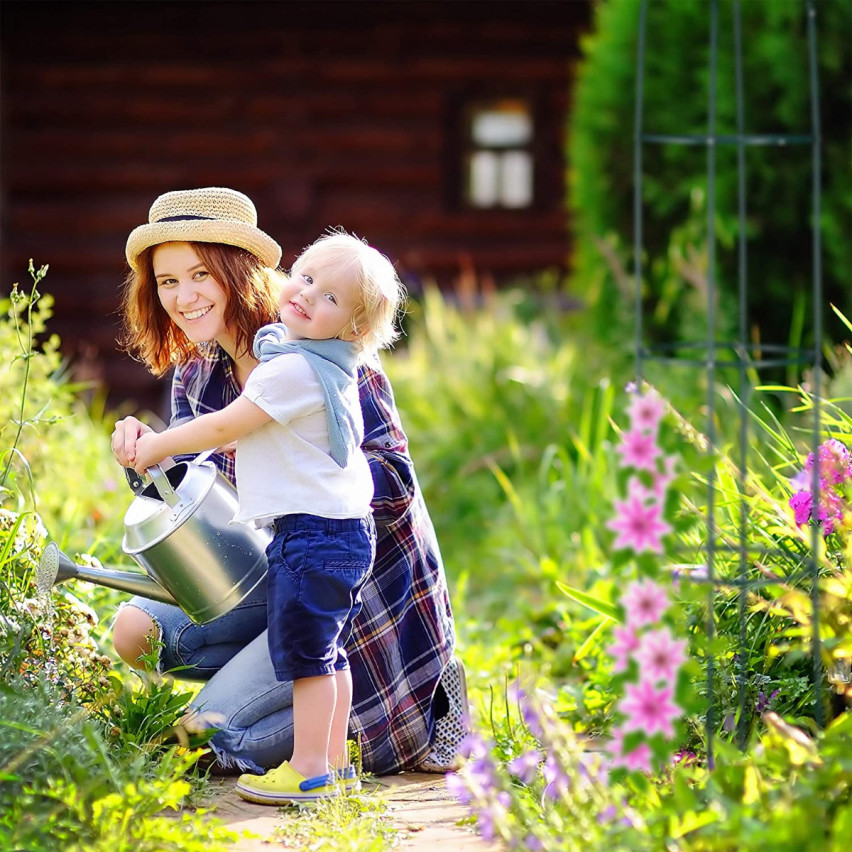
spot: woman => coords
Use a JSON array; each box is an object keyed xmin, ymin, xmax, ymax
[{"xmin": 111, "ymin": 187, "xmax": 464, "ymax": 775}]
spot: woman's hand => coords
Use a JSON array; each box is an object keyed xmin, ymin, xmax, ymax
[
  {"xmin": 216, "ymin": 441, "xmax": 237, "ymax": 459},
  {"xmin": 111, "ymin": 416, "xmax": 153, "ymax": 468}
]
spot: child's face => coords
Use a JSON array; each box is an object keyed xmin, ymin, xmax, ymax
[{"xmin": 279, "ymin": 257, "xmax": 360, "ymax": 342}]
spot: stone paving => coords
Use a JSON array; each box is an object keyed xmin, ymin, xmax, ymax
[{"xmin": 203, "ymin": 771, "xmax": 502, "ymax": 851}]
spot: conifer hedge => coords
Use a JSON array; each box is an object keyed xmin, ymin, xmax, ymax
[{"xmin": 568, "ymin": 0, "xmax": 851, "ymax": 351}]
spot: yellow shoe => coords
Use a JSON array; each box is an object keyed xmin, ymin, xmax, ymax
[
  {"xmin": 337, "ymin": 764, "xmax": 361, "ymax": 792},
  {"xmin": 236, "ymin": 761, "xmax": 339, "ymax": 805}
]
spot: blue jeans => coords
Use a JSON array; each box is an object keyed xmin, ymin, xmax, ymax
[
  {"xmin": 123, "ymin": 578, "xmax": 291, "ymax": 772},
  {"xmin": 267, "ymin": 513, "xmax": 374, "ymax": 681}
]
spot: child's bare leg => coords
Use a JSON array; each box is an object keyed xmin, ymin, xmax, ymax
[
  {"xmin": 329, "ymin": 668, "xmax": 353, "ymax": 770},
  {"xmin": 289, "ymin": 674, "xmax": 336, "ymax": 779}
]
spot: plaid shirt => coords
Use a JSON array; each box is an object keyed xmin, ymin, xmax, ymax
[{"xmin": 171, "ymin": 348, "xmax": 456, "ymax": 774}]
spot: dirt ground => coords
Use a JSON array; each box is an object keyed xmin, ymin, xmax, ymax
[{"xmin": 203, "ymin": 771, "xmax": 501, "ymax": 851}]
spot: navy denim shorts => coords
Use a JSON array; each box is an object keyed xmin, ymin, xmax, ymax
[{"xmin": 265, "ymin": 513, "xmax": 375, "ymax": 682}]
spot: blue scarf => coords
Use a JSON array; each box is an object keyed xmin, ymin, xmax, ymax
[{"xmin": 253, "ymin": 324, "xmax": 361, "ymax": 468}]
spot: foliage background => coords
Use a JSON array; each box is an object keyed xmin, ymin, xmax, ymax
[
  {"xmin": 3, "ymin": 0, "xmax": 851, "ymax": 847},
  {"xmin": 568, "ymin": 0, "xmax": 852, "ymax": 351}
]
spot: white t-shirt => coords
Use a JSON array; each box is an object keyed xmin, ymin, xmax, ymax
[{"xmin": 234, "ymin": 352, "xmax": 373, "ymax": 526}]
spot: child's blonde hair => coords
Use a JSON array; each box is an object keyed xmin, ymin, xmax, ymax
[{"xmin": 292, "ymin": 229, "xmax": 405, "ymax": 353}]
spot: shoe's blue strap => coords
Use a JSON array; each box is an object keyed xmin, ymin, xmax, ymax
[{"xmin": 300, "ymin": 772, "xmax": 334, "ymax": 792}]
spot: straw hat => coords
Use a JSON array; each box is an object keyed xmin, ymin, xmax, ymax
[{"xmin": 125, "ymin": 187, "xmax": 282, "ymax": 271}]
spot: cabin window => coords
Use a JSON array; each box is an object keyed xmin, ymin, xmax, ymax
[{"xmin": 463, "ymin": 99, "xmax": 534, "ymax": 209}]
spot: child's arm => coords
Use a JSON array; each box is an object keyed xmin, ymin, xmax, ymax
[{"xmin": 132, "ymin": 397, "xmax": 272, "ymax": 474}]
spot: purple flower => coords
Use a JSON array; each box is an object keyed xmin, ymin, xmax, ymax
[
  {"xmin": 756, "ymin": 689, "xmax": 780, "ymax": 713},
  {"xmin": 520, "ymin": 701, "xmax": 544, "ymax": 739},
  {"xmin": 475, "ymin": 792, "xmax": 511, "ymax": 842},
  {"xmin": 445, "ymin": 771, "xmax": 473, "ymax": 805},
  {"xmin": 790, "ymin": 490, "xmax": 813, "ymax": 525},
  {"xmin": 810, "ymin": 439, "xmax": 852, "ymax": 484},
  {"xmin": 507, "ymin": 749, "xmax": 541, "ymax": 785},
  {"xmin": 598, "ymin": 804, "xmax": 618, "ymax": 824},
  {"xmin": 542, "ymin": 753, "xmax": 570, "ymax": 800},
  {"xmin": 476, "ymin": 810, "xmax": 497, "ymax": 842},
  {"xmin": 790, "ymin": 469, "xmax": 810, "ymax": 491},
  {"xmin": 790, "ymin": 440, "xmax": 852, "ymax": 536},
  {"xmin": 468, "ymin": 755, "xmax": 498, "ymax": 791},
  {"xmin": 457, "ymin": 732, "xmax": 489, "ymax": 760},
  {"xmin": 817, "ymin": 490, "xmax": 844, "ymax": 535}
]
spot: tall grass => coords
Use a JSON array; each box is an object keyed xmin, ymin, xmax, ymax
[{"xmin": 385, "ymin": 286, "xmax": 623, "ymax": 603}]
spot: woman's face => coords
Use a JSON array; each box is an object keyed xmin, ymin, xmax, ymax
[{"xmin": 152, "ymin": 242, "xmax": 233, "ymax": 349}]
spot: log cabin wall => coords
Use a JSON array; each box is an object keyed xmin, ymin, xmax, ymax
[{"xmin": 1, "ymin": 0, "xmax": 590, "ymax": 414}]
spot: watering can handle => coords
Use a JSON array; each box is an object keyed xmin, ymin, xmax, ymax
[
  {"xmin": 193, "ymin": 448, "xmax": 217, "ymax": 466},
  {"xmin": 147, "ymin": 448, "xmax": 216, "ymax": 507},
  {"xmin": 147, "ymin": 463, "xmax": 181, "ymax": 508},
  {"xmin": 124, "ymin": 467, "xmax": 146, "ymax": 494}
]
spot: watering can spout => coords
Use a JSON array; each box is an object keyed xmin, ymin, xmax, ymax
[
  {"xmin": 37, "ymin": 542, "xmax": 178, "ymax": 606},
  {"xmin": 39, "ymin": 456, "xmax": 270, "ymax": 624}
]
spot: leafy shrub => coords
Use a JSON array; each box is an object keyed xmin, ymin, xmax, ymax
[
  {"xmin": 568, "ymin": 0, "xmax": 852, "ymax": 349},
  {"xmin": 0, "ymin": 266, "xmax": 231, "ymax": 851},
  {"xmin": 0, "ymin": 263, "xmax": 127, "ymax": 559}
]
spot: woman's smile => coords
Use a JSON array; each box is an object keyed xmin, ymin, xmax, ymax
[
  {"xmin": 182, "ymin": 305, "xmax": 213, "ymax": 321},
  {"xmin": 152, "ymin": 242, "xmax": 232, "ymax": 348}
]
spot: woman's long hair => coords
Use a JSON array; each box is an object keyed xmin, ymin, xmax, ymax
[{"xmin": 119, "ymin": 242, "xmax": 282, "ymax": 375}]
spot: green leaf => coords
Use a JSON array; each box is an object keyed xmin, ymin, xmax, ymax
[
  {"xmin": 556, "ymin": 581, "xmax": 621, "ymax": 621},
  {"xmin": 670, "ymin": 808, "xmax": 720, "ymax": 839},
  {"xmin": 573, "ymin": 616, "xmax": 614, "ymax": 661}
]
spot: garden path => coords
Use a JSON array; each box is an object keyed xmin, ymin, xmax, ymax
[{"xmin": 203, "ymin": 771, "xmax": 502, "ymax": 851}]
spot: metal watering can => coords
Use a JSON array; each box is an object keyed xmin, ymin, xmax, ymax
[{"xmin": 38, "ymin": 454, "xmax": 270, "ymax": 624}]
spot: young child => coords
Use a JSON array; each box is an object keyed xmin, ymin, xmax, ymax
[{"xmin": 132, "ymin": 230, "xmax": 405, "ymax": 803}]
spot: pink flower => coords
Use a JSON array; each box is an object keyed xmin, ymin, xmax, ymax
[
  {"xmin": 807, "ymin": 439, "xmax": 852, "ymax": 485},
  {"xmin": 608, "ymin": 727, "xmax": 653, "ymax": 773},
  {"xmin": 627, "ymin": 391, "xmax": 665, "ymax": 434},
  {"xmin": 789, "ymin": 490, "xmax": 813, "ymax": 525},
  {"xmin": 616, "ymin": 429, "xmax": 662, "ymax": 471},
  {"xmin": 634, "ymin": 627, "xmax": 686, "ymax": 684},
  {"xmin": 816, "ymin": 489, "xmax": 844, "ymax": 535},
  {"xmin": 607, "ymin": 492, "xmax": 671, "ymax": 555},
  {"xmin": 609, "ymin": 624, "xmax": 640, "ymax": 673},
  {"xmin": 621, "ymin": 578, "xmax": 670, "ymax": 628},
  {"xmin": 652, "ymin": 455, "xmax": 677, "ymax": 500},
  {"xmin": 618, "ymin": 679, "xmax": 681, "ymax": 739},
  {"xmin": 791, "ymin": 484, "xmax": 845, "ymax": 535},
  {"xmin": 626, "ymin": 475, "xmax": 654, "ymax": 502}
]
